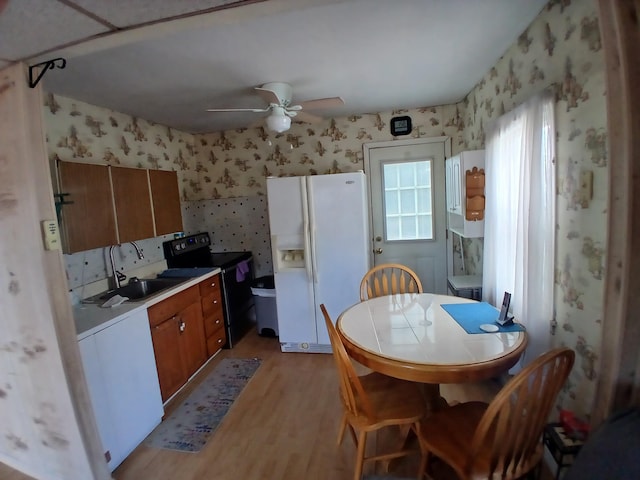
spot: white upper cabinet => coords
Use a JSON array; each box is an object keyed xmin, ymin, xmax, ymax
[{"xmin": 445, "ymin": 150, "xmax": 485, "ymax": 238}]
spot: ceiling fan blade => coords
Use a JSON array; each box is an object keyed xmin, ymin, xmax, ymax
[
  {"xmin": 255, "ymin": 87, "xmax": 281, "ymax": 105},
  {"xmin": 206, "ymin": 107, "xmax": 270, "ymax": 113},
  {"xmin": 298, "ymin": 97, "xmax": 344, "ymax": 110},
  {"xmin": 294, "ymin": 110, "xmax": 324, "ymax": 124},
  {"xmin": 255, "ymin": 82, "xmax": 293, "ymax": 106}
]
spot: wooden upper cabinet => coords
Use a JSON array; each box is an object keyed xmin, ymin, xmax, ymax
[
  {"xmin": 110, "ymin": 166, "xmax": 154, "ymax": 243},
  {"xmin": 58, "ymin": 161, "xmax": 117, "ymax": 253},
  {"xmin": 56, "ymin": 162, "xmax": 182, "ymax": 252},
  {"xmin": 149, "ymin": 169, "xmax": 183, "ymax": 235}
]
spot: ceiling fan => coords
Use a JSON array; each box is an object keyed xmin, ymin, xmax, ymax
[{"xmin": 206, "ymin": 82, "xmax": 344, "ymax": 133}]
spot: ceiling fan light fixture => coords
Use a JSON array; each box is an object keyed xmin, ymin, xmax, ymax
[{"xmin": 266, "ymin": 112, "xmax": 291, "ymax": 132}]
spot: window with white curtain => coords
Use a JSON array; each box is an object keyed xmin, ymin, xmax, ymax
[{"xmin": 482, "ymin": 91, "xmax": 556, "ymax": 366}]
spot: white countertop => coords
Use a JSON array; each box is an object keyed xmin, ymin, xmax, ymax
[
  {"xmin": 447, "ymin": 274, "xmax": 482, "ymax": 290},
  {"xmin": 74, "ymin": 268, "xmax": 221, "ymax": 340}
]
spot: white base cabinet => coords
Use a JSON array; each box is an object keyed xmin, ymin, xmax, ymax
[{"xmin": 78, "ymin": 309, "xmax": 164, "ymax": 471}]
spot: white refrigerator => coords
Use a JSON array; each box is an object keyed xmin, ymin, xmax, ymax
[{"xmin": 266, "ymin": 171, "xmax": 371, "ymax": 353}]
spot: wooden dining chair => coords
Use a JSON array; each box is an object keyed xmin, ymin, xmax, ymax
[
  {"xmin": 320, "ymin": 304, "xmax": 427, "ymax": 480},
  {"xmin": 416, "ymin": 347, "xmax": 575, "ymax": 480},
  {"xmin": 359, "ymin": 263, "xmax": 423, "ymax": 301}
]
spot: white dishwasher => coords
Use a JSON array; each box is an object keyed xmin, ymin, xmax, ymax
[{"xmin": 78, "ymin": 308, "xmax": 163, "ymax": 471}]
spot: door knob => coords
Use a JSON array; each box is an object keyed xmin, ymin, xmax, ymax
[
  {"xmin": 374, "ymin": 248, "xmax": 383, "ymax": 254},
  {"xmin": 375, "ymin": 236, "xmax": 382, "ymax": 242}
]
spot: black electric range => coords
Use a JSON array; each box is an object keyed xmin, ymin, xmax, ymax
[{"xmin": 162, "ymin": 233, "xmax": 255, "ymax": 348}]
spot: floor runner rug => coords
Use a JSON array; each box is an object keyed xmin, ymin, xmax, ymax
[{"xmin": 145, "ymin": 357, "xmax": 261, "ymax": 452}]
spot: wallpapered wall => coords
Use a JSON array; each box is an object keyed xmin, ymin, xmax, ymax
[
  {"xmin": 45, "ymin": 96, "xmax": 469, "ymax": 280},
  {"xmin": 45, "ymin": 0, "xmax": 605, "ymax": 418},
  {"xmin": 461, "ymin": 0, "xmax": 606, "ymax": 417}
]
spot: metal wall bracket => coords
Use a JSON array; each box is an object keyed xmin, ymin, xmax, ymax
[
  {"xmin": 54, "ymin": 192, "xmax": 73, "ymax": 223},
  {"xmin": 29, "ymin": 58, "xmax": 66, "ymax": 88}
]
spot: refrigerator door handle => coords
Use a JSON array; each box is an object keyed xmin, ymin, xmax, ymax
[
  {"xmin": 306, "ymin": 177, "xmax": 319, "ymax": 285},
  {"xmin": 301, "ymin": 177, "xmax": 313, "ymax": 282}
]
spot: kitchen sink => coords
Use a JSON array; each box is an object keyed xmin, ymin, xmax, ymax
[{"xmin": 81, "ymin": 277, "xmax": 187, "ymax": 304}]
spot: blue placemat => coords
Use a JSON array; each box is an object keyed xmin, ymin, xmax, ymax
[{"xmin": 440, "ymin": 302, "xmax": 526, "ymax": 334}]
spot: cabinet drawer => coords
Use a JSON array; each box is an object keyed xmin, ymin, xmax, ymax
[
  {"xmin": 199, "ymin": 275, "xmax": 221, "ymax": 298},
  {"xmin": 148, "ymin": 285, "xmax": 200, "ymax": 328},
  {"xmin": 206, "ymin": 328, "xmax": 226, "ymax": 356},
  {"xmin": 201, "ymin": 292, "xmax": 223, "ymax": 318},
  {"xmin": 203, "ymin": 311, "xmax": 224, "ymax": 338}
]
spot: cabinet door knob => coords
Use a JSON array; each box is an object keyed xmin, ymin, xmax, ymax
[
  {"xmin": 217, "ymin": 338, "xmax": 222, "ymax": 344},
  {"xmin": 179, "ymin": 319, "xmax": 185, "ymax": 332},
  {"xmin": 213, "ymin": 299, "xmax": 218, "ymax": 304},
  {"xmin": 215, "ymin": 319, "xmax": 221, "ymax": 324},
  {"xmin": 211, "ymin": 282, "xmax": 216, "ymax": 287}
]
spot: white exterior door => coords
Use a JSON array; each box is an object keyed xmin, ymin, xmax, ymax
[{"xmin": 364, "ymin": 137, "xmax": 451, "ymax": 294}]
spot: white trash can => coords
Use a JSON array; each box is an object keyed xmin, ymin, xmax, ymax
[{"xmin": 251, "ymin": 275, "xmax": 278, "ymax": 337}]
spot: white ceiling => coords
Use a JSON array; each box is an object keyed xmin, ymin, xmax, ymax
[{"xmin": 0, "ymin": 0, "xmax": 548, "ymax": 134}]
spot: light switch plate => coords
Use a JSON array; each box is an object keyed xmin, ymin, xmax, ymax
[
  {"xmin": 579, "ymin": 170, "xmax": 594, "ymax": 208},
  {"xmin": 41, "ymin": 220, "xmax": 61, "ymax": 250}
]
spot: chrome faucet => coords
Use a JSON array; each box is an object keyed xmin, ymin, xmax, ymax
[{"xmin": 109, "ymin": 242, "xmax": 145, "ymax": 289}]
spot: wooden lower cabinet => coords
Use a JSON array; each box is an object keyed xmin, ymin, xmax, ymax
[
  {"xmin": 148, "ymin": 285, "xmax": 207, "ymax": 402},
  {"xmin": 199, "ymin": 274, "xmax": 227, "ymax": 355},
  {"xmin": 180, "ymin": 302, "xmax": 209, "ymax": 376}
]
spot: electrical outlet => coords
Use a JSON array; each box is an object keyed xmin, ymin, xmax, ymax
[{"xmin": 41, "ymin": 220, "xmax": 61, "ymax": 250}]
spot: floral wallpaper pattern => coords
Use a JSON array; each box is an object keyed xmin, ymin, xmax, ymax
[
  {"xmin": 44, "ymin": 0, "xmax": 605, "ymax": 419},
  {"xmin": 461, "ymin": 0, "xmax": 606, "ymax": 416},
  {"xmin": 192, "ymin": 105, "xmax": 466, "ymax": 199}
]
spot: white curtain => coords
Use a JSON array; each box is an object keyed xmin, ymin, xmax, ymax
[{"xmin": 482, "ymin": 91, "xmax": 556, "ymax": 366}]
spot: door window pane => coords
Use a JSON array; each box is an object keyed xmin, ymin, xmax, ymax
[
  {"xmin": 386, "ymin": 216, "xmax": 400, "ymax": 240},
  {"xmin": 399, "ymin": 166, "xmax": 415, "ymax": 187},
  {"xmin": 417, "ymin": 214, "xmax": 433, "ymax": 238},
  {"xmin": 384, "ymin": 164, "xmax": 399, "ymax": 188},
  {"xmin": 382, "ymin": 160, "xmax": 434, "ymax": 241},
  {"xmin": 385, "ymin": 190, "xmax": 399, "ymax": 215},
  {"xmin": 417, "ymin": 166, "xmax": 431, "ymax": 186},
  {"xmin": 400, "ymin": 190, "xmax": 416, "ymax": 213},
  {"xmin": 401, "ymin": 217, "xmax": 417, "ymax": 238},
  {"xmin": 417, "ymin": 187, "xmax": 431, "ymax": 211}
]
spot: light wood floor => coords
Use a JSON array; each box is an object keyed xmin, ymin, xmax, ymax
[{"xmin": 1, "ymin": 328, "xmax": 553, "ymax": 480}]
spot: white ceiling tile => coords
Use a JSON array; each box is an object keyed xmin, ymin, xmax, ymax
[
  {"xmin": 70, "ymin": 0, "xmax": 257, "ymax": 28},
  {"xmin": 0, "ymin": 0, "xmax": 109, "ymax": 61},
  {"xmin": 2, "ymin": 0, "xmax": 548, "ymax": 134}
]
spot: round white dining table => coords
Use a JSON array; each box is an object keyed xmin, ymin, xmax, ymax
[{"xmin": 337, "ymin": 293, "xmax": 527, "ymax": 385}]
